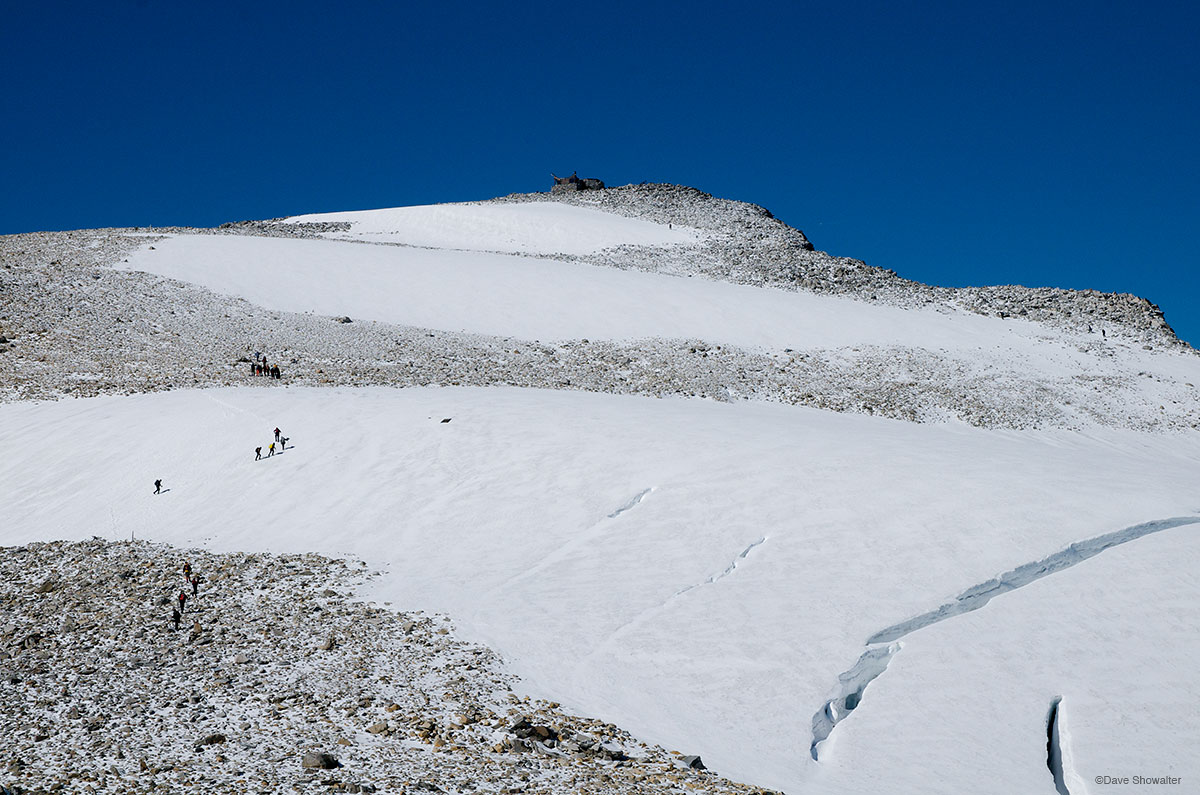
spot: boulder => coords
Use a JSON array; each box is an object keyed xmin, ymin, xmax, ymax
[
  {"xmin": 195, "ymin": 733, "xmax": 226, "ymax": 750},
  {"xmin": 301, "ymin": 751, "xmax": 341, "ymax": 769}
]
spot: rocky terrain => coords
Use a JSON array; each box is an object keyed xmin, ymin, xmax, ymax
[
  {"xmin": 492, "ymin": 184, "xmax": 1181, "ymax": 344},
  {"xmin": 1, "ymin": 538, "xmax": 769, "ymax": 795},
  {"xmin": 2, "ymin": 185, "xmax": 1197, "ymax": 431}
]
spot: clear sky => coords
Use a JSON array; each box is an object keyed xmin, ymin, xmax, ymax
[{"xmin": 4, "ymin": 1, "xmax": 1198, "ymax": 344}]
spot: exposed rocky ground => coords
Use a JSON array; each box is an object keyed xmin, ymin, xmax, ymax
[{"xmin": 1, "ymin": 539, "xmax": 769, "ymax": 795}]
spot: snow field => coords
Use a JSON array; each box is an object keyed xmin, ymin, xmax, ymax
[
  {"xmin": 117, "ymin": 233, "xmax": 1200, "ymax": 390},
  {"xmin": 2, "ymin": 386, "xmax": 1198, "ymax": 793},
  {"xmin": 282, "ymin": 201, "xmax": 703, "ymax": 255}
]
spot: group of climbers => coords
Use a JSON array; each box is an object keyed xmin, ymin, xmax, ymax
[
  {"xmin": 256, "ymin": 427, "xmax": 289, "ymax": 460},
  {"xmin": 250, "ymin": 352, "xmax": 282, "ymax": 379},
  {"xmin": 171, "ymin": 560, "xmax": 203, "ymax": 630}
]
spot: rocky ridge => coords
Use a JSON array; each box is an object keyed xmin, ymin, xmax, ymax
[
  {"xmin": 1, "ymin": 538, "xmax": 767, "ymax": 795},
  {"xmin": 489, "ymin": 184, "xmax": 1181, "ymax": 344}
]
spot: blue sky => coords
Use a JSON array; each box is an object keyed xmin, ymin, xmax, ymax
[{"xmin": 4, "ymin": 1, "xmax": 1198, "ymax": 344}]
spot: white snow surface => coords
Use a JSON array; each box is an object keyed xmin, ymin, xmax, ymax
[
  {"xmin": 283, "ymin": 201, "xmax": 702, "ymax": 254},
  {"xmin": 3, "ymin": 386, "xmax": 1199, "ymax": 794},
  {"xmin": 122, "ymin": 233, "xmax": 955, "ymax": 350},
  {"xmin": 119, "ymin": 232, "xmax": 1166, "ymax": 376}
]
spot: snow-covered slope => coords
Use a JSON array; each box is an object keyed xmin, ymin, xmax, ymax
[
  {"xmin": 2, "ymin": 387, "xmax": 1199, "ymax": 793},
  {"xmin": 112, "ymin": 202, "xmax": 1200, "ymax": 432},
  {"xmin": 117, "ymin": 233, "xmax": 1063, "ymax": 352},
  {"xmin": 4, "ymin": 185, "xmax": 1200, "ymax": 794},
  {"xmin": 284, "ymin": 201, "xmax": 702, "ymax": 255}
]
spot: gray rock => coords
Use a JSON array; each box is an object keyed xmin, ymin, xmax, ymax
[{"xmin": 300, "ymin": 751, "xmax": 340, "ymax": 769}]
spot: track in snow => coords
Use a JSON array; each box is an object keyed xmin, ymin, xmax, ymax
[
  {"xmin": 575, "ymin": 535, "xmax": 768, "ymax": 682},
  {"xmin": 480, "ymin": 488, "xmax": 655, "ymax": 601}
]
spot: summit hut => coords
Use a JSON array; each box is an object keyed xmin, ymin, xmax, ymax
[{"xmin": 551, "ymin": 172, "xmax": 605, "ymax": 193}]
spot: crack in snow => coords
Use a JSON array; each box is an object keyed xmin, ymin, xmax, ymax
[
  {"xmin": 809, "ymin": 643, "xmax": 901, "ymax": 761},
  {"xmin": 809, "ymin": 516, "xmax": 1200, "ymax": 762},
  {"xmin": 867, "ymin": 516, "xmax": 1200, "ymax": 645},
  {"xmin": 674, "ymin": 536, "xmax": 766, "ymax": 597},
  {"xmin": 1047, "ymin": 696, "xmax": 1071, "ymax": 795},
  {"xmin": 607, "ymin": 488, "xmax": 653, "ymax": 519}
]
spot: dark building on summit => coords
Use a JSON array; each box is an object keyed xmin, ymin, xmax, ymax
[{"xmin": 551, "ymin": 172, "xmax": 605, "ymax": 193}]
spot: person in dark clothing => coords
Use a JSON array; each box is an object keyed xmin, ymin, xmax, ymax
[
  {"xmin": 171, "ymin": 608, "xmax": 181, "ymax": 631},
  {"xmin": 250, "ymin": 362, "xmax": 256, "ymax": 376},
  {"xmin": 178, "ymin": 590, "xmax": 188, "ymax": 612},
  {"xmin": 255, "ymin": 446, "xmax": 262, "ymax": 461},
  {"xmin": 274, "ymin": 427, "xmax": 281, "ymax": 441},
  {"xmin": 280, "ymin": 436, "xmax": 288, "ymax": 451},
  {"xmin": 271, "ymin": 365, "xmax": 280, "ymax": 379},
  {"xmin": 191, "ymin": 574, "xmax": 200, "ymax": 596},
  {"xmin": 154, "ymin": 479, "xmax": 162, "ymax": 494},
  {"xmin": 267, "ymin": 442, "xmax": 275, "ymax": 457}
]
